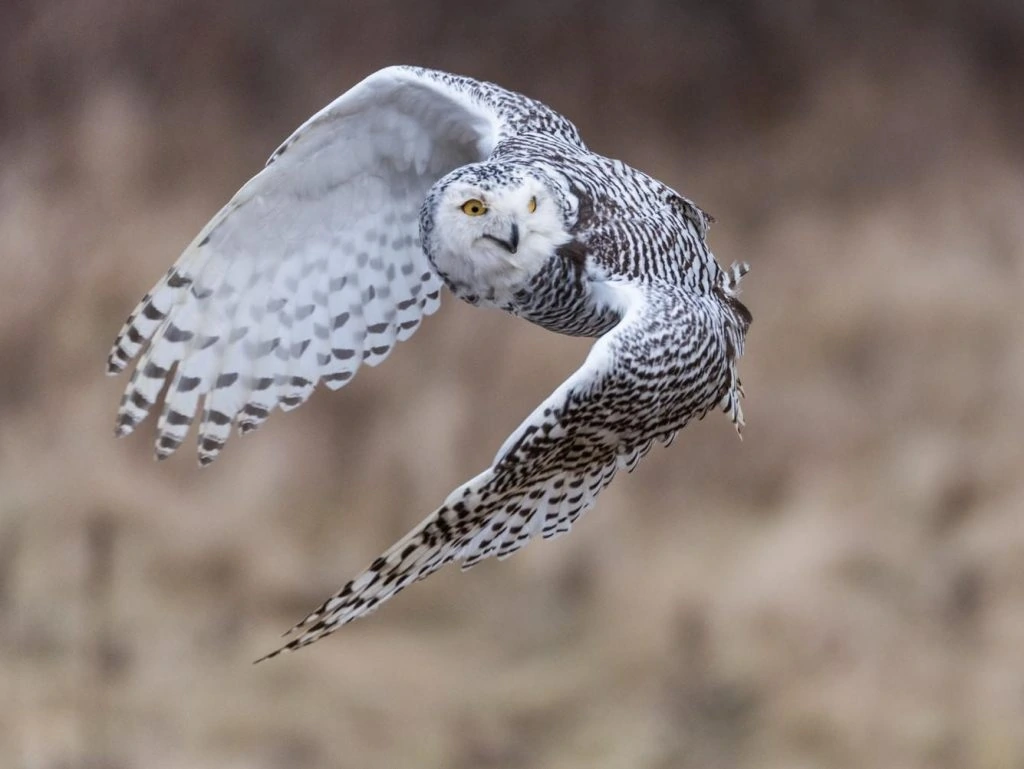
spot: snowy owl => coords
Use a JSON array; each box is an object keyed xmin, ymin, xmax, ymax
[{"xmin": 107, "ymin": 66, "xmax": 752, "ymax": 660}]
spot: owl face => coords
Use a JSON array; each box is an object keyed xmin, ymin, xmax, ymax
[{"xmin": 422, "ymin": 167, "xmax": 570, "ymax": 305}]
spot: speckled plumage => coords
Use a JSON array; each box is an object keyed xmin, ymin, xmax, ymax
[{"xmin": 107, "ymin": 66, "xmax": 751, "ymax": 661}]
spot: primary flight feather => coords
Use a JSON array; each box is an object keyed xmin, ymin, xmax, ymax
[{"xmin": 107, "ymin": 65, "xmax": 752, "ymax": 660}]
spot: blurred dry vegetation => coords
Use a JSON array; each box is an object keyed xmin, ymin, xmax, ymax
[{"xmin": 3, "ymin": 1, "xmax": 1024, "ymax": 768}]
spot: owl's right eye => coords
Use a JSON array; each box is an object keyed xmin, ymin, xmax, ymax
[{"xmin": 461, "ymin": 199, "xmax": 487, "ymax": 216}]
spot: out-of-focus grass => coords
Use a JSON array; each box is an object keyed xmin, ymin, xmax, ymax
[{"xmin": 3, "ymin": 4, "xmax": 1024, "ymax": 768}]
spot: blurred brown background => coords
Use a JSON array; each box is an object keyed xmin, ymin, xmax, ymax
[{"xmin": 3, "ymin": 2, "xmax": 1023, "ymax": 767}]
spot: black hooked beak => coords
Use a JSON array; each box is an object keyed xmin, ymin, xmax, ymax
[{"xmin": 483, "ymin": 222, "xmax": 519, "ymax": 254}]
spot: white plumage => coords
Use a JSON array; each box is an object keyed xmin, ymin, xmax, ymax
[
  {"xmin": 108, "ymin": 66, "xmax": 751, "ymax": 659},
  {"xmin": 109, "ymin": 67, "xmax": 495, "ymax": 460}
]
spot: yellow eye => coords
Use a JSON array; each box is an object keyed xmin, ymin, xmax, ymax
[
  {"xmin": 461, "ymin": 199, "xmax": 487, "ymax": 216},
  {"xmin": 527, "ymin": 196, "xmax": 537, "ymax": 213}
]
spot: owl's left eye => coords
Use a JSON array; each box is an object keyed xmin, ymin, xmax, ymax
[
  {"xmin": 461, "ymin": 199, "xmax": 487, "ymax": 216},
  {"xmin": 527, "ymin": 196, "xmax": 537, "ymax": 213}
]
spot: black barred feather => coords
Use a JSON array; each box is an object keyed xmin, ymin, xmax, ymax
[{"xmin": 106, "ymin": 66, "xmax": 751, "ymax": 660}]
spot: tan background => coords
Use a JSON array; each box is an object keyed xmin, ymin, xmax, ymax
[{"xmin": 4, "ymin": 2, "xmax": 1024, "ymax": 767}]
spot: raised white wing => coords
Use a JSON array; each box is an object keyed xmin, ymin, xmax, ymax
[
  {"xmin": 108, "ymin": 66, "xmax": 507, "ymax": 464},
  {"xmin": 257, "ymin": 280, "xmax": 749, "ymax": 661}
]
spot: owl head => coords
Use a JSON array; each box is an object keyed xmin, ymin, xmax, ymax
[{"xmin": 421, "ymin": 163, "xmax": 570, "ymax": 305}]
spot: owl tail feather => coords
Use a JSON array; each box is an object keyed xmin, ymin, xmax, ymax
[{"xmin": 723, "ymin": 261, "xmax": 750, "ymax": 295}]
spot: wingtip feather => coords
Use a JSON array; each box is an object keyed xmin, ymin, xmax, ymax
[{"xmin": 114, "ymin": 414, "xmax": 138, "ymax": 438}]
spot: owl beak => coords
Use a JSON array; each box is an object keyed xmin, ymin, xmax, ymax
[
  {"xmin": 483, "ymin": 222, "xmax": 519, "ymax": 254},
  {"xmin": 507, "ymin": 222, "xmax": 520, "ymax": 253}
]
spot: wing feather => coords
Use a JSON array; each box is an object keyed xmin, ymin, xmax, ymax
[
  {"xmin": 256, "ymin": 279, "xmax": 749, "ymax": 660},
  {"xmin": 109, "ymin": 66, "xmax": 518, "ymax": 462}
]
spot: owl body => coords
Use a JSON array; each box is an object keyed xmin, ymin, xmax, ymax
[
  {"xmin": 107, "ymin": 65, "xmax": 751, "ymax": 659},
  {"xmin": 422, "ymin": 124, "xmax": 733, "ymax": 339}
]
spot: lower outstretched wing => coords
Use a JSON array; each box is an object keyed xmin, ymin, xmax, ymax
[{"xmin": 257, "ymin": 279, "xmax": 747, "ymax": 661}]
